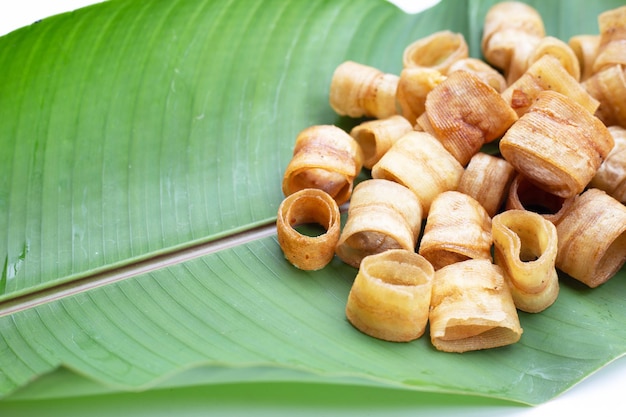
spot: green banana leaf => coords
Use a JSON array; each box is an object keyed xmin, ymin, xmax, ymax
[{"xmin": 1, "ymin": 0, "xmax": 625, "ymax": 410}]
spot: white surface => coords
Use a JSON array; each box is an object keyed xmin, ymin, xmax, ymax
[{"xmin": 1, "ymin": 0, "xmax": 625, "ymax": 415}]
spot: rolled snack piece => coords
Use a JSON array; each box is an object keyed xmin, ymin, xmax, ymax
[
  {"xmin": 590, "ymin": 126, "xmax": 626, "ymax": 203},
  {"xmin": 457, "ymin": 152, "xmax": 516, "ymax": 217},
  {"xmin": 345, "ymin": 249, "xmax": 434, "ymax": 342},
  {"xmin": 396, "ymin": 67, "xmax": 446, "ymax": 125},
  {"xmin": 448, "ymin": 57, "xmax": 507, "ymax": 92},
  {"xmin": 424, "ymin": 70, "xmax": 518, "ymax": 166},
  {"xmin": 418, "ymin": 191, "xmax": 492, "ymax": 270},
  {"xmin": 568, "ymin": 34, "xmax": 600, "ymax": 81},
  {"xmin": 592, "ymin": 5, "xmax": 626, "ymax": 74},
  {"xmin": 276, "ymin": 188, "xmax": 341, "ymax": 271},
  {"xmin": 429, "ymin": 259, "xmax": 523, "ymax": 353},
  {"xmin": 335, "ymin": 179, "xmax": 422, "ymax": 268},
  {"xmin": 282, "ymin": 125, "xmax": 363, "ymax": 206},
  {"xmin": 492, "ymin": 210, "xmax": 559, "ymax": 313},
  {"xmin": 583, "ymin": 64, "xmax": 626, "ymax": 128},
  {"xmin": 505, "ymin": 173, "xmax": 575, "ymax": 224},
  {"xmin": 402, "ymin": 30, "xmax": 468, "ymax": 74},
  {"xmin": 528, "ymin": 36, "xmax": 581, "ymax": 81},
  {"xmin": 329, "ymin": 61, "xmax": 399, "ymax": 119},
  {"xmin": 555, "ymin": 188, "xmax": 626, "ymax": 288},
  {"xmin": 500, "ymin": 90, "xmax": 614, "ymax": 198},
  {"xmin": 501, "ymin": 55, "xmax": 599, "ymax": 118},
  {"xmin": 481, "ymin": 1, "xmax": 545, "ymax": 83},
  {"xmin": 371, "ymin": 131, "xmax": 464, "ymax": 217},
  {"xmin": 349, "ymin": 115, "xmax": 413, "ymax": 170}
]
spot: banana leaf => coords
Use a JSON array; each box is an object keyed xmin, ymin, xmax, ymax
[{"xmin": 1, "ymin": 0, "xmax": 625, "ymax": 410}]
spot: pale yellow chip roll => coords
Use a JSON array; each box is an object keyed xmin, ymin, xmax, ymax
[
  {"xmin": 590, "ymin": 126, "xmax": 626, "ymax": 203},
  {"xmin": 335, "ymin": 179, "xmax": 422, "ymax": 268},
  {"xmin": 349, "ymin": 115, "xmax": 413, "ymax": 170},
  {"xmin": 345, "ymin": 249, "xmax": 434, "ymax": 342},
  {"xmin": 276, "ymin": 188, "xmax": 340, "ymax": 271},
  {"xmin": 429, "ymin": 259, "xmax": 523, "ymax": 353},
  {"xmin": 402, "ymin": 30, "xmax": 468, "ymax": 74},
  {"xmin": 492, "ymin": 209, "xmax": 559, "ymax": 313}
]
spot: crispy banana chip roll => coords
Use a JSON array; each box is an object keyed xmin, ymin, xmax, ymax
[
  {"xmin": 492, "ymin": 210, "xmax": 559, "ymax": 313},
  {"xmin": 424, "ymin": 70, "xmax": 518, "ymax": 166},
  {"xmin": 590, "ymin": 126, "xmax": 626, "ymax": 203},
  {"xmin": 282, "ymin": 125, "xmax": 363, "ymax": 206},
  {"xmin": 329, "ymin": 61, "xmax": 399, "ymax": 119},
  {"xmin": 505, "ymin": 173, "xmax": 575, "ymax": 224},
  {"xmin": 418, "ymin": 191, "xmax": 492, "ymax": 270},
  {"xmin": 448, "ymin": 57, "xmax": 507, "ymax": 93},
  {"xmin": 402, "ymin": 30, "xmax": 468, "ymax": 74},
  {"xmin": 481, "ymin": 1, "xmax": 545, "ymax": 83},
  {"xmin": 345, "ymin": 249, "xmax": 434, "ymax": 342},
  {"xmin": 276, "ymin": 188, "xmax": 341, "ymax": 271},
  {"xmin": 457, "ymin": 152, "xmax": 516, "ymax": 217},
  {"xmin": 349, "ymin": 115, "xmax": 413, "ymax": 170},
  {"xmin": 371, "ymin": 131, "xmax": 464, "ymax": 216},
  {"xmin": 555, "ymin": 188, "xmax": 626, "ymax": 288},
  {"xmin": 396, "ymin": 67, "xmax": 446, "ymax": 124},
  {"xmin": 429, "ymin": 259, "xmax": 523, "ymax": 353},
  {"xmin": 568, "ymin": 34, "xmax": 600, "ymax": 81},
  {"xmin": 592, "ymin": 5, "xmax": 626, "ymax": 74},
  {"xmin": 501, "ymin": 55, "xmax": 599, "ymax": 118},
  {"xmin": 583, "ymin": 64, "xmax": 626, "ymax": 128},
  {"xmin": 335, "ymin": 179, "xmax": 422, "ymax": 268},
  {"xmin": 500, "ymin": 90, "xmax": 614, "ymax": 198}
]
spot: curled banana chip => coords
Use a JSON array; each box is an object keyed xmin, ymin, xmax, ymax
[
  {"xmin": 396, "ymin": 67, "xmax": 446, "ymax": 124},
  {"xmin": 424, "ymin": 70, "xmax": 518, "ymax": 166},
  {"xmin": 429, "ymin": 259, "xmax": 523, "ymax": 353},
  {"xmin": 349, "ymin": 115, "xmax": 413, "ymax": 170},
  {"xmin": 590, "ymin": 126, "xmax": 626, "ymax": 203},
  {"xmin": 276, "ymin": 188, "xmax": 340, "ymax": 271},
  {"xmin": 371, "ymin": 131, "xmax": 464, "ymax": 216},
  {"xmin": 501, "ymin": 54, "xmax": 599, "ymax": 118},
  {"xmin": 555, "ymin": 188, "xmax": 626, "ymax": 288},
  {"xmin": 457, "ymin": 152, "xmax": 516, "ymax": 217},
  {"xmin": 505, "ymin": 173, "xmax": 575, "ymax": 224},
  {"xmin": 345, "ymin": 249, "xmax": 434, "ymax": 342},
  {"xmin": 492, "ymin": 210, "xmax": 559, "ymax": 313},
  {"xmin": 282, "ymin": 124, "xmax": 363, "ymax": 206},
  {"xmin": 335, "ymin": 179, "xmax": 422, "ymax": 268},
  {"xmin": 592, "ymin": 5, "xmax": 626, "ymax": 74},
  {"xmin": 481, "ymin": 1, "xmax": 545, "ymax": 83},
  {"xmin": 418, "ymin": 191, "xmax": 492, "ymax": 270},
  {"xmin": 448, "ymin": 57, "xmax": 507, "ymax": 92},
  {"xmin": 568, "ymin": 34, "xmax": 600, "ymax": 81},
  {"xmin": 402, "ymin": 30, "xmax": 468, "ymax": 74},
  {"xmin": 500, "ymin": 90, "xmax": 614, "ymax": 198},
  {"xmin": 583, "ymin": 64, "xmax": 626, "ymax": 128},
  {"xmin": 329, "ymin": 61, "xmax": 399, "ymax": 119}
]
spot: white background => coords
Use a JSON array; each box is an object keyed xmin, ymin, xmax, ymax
[{"xmin": 1, "ymin": 0, "xmax": 625, "ymax": 415}]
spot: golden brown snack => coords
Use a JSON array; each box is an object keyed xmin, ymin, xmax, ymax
[
  {"xmin": 282, "ymin": 124, "xmax": 363, "ymax": 206},
  {"xmin": 590, "ymin": 126, "xmax": 626, "ymax": 203},
  {"xmin": 424, "ymin": 70, "xmax": 518, "ymax": 166},
  {"xmin": 568, "ymin": 34, "xmax": 600, "ymax": 81},
  {"xmin": 429, "ymin": 259, "xmax": 523, "ymax": 353},
  {"xmin": 396, "ymin": 67, "xmax": 446, "ymax": 124},
  {"xmin": 276, "ymin": 188, "xmax": 340, "ymax": 271},
  {"xmin": 371, "ymin": 131, "xmax": 464, "ymax": 216},
  {"xmin": 592, "ymin": 5, "xmax": 626, "ymax": 74},
  {"xmin": 500, "ymin": 90, "xmax": 614, "ymax": 198},
  {"xmin": 418, "ymin": 191, "xmax": 492, "ymax": 270},
  {"xmin": 555, "ymin": 188, "xmax": 626, "ymax": 288},
  {"xmin": 329, "ymin": 61, "xmax": 399, "ymax": 119},
  {"xmin": 505, "ymin": 173, "xmax": 575, "ymax": 224},
  {"xmin": 492, "ymin": 210, "xmax": 559, "ymax": 313},
  {"xmin": 402, "ymin": 30, "xmax": 469, "ymax": 74},
  {"xmin": 481, "ymin": 1, "xmax": 545, "ymax": 83},
  {"xmin": 457, "ymin": 152, "xmax": 516, "ymax": 217},
  {"xmin": 528, "ymin": 36, "xmax": 581, "ymax": 81},
  {"xmin": 335, "ymin": 179, "xmax": 422, "ymax": 268},
  {"xmin": 501, "ymin": 55, "xmax": 599, "ymax": 118},
  {"xmin": 583, "ymin": 64, "xmax": 626, "ymax": 127},
  {"xmin": 345, "ymin": 249, "xmax": 434, "ymax": 342},
  {"xmin": 448, "ymin": 57, "xmax": 507, "ymax": 92},
  {"xmin": 349, "ymin": 115, "xmax": 413, "ymax": 170}
]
